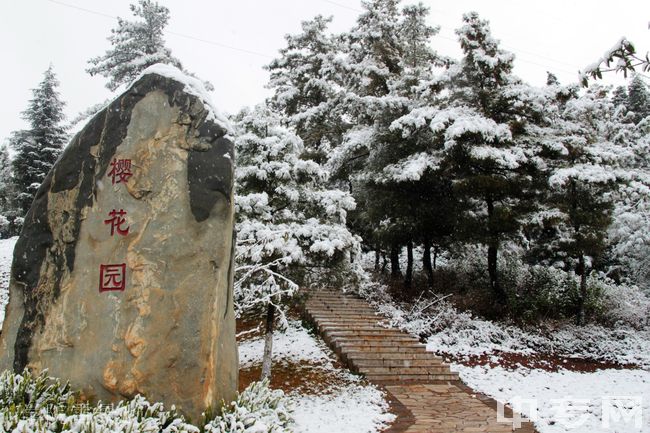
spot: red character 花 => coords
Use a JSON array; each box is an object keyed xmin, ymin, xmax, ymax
[
  {"xmin": 104, "ymin": 209, "xmax": 130, "ymax": 236},
  {"xmin": 99, "ymin": 263, "xmax": 126, "ymax": 292},
  {"xmin": 108, "ymin": 158, "xmax": 133, "ymax": 185}
]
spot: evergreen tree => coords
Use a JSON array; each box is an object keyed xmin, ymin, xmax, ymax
[
  {"xmin": 11, "ymin": 66, "xmax": 67, "ymax": 215},
  {"xmin": 266, "ymin": 15, "xmax": 345, "ymax": 162},
  {"xmin": 626, "ymin": 75, "xmax": 650, "ymax": 123},
  {"xmin": 0, "ymin": 145, "xmax": 18, "ymax": 237},
  {"xmin": 329, "ymin": 1, "xmax": 453, "ymax": 287},
  {"xmin": 234, "ymin": 105, "xmax": 359, "ymax": 379},
  {"xmin": 87, "ymin": 0, "xmax": 182, "ymax": 91},
  {"xmin": 545, "ymin": 87, "xmax": 623, "ymax": 324},
  {"xmin": 428, "ymin": 12, "xmax": 542, "ymax": 303},
  {"xmin": 528, "ymin": 85, "xmax": 634, "ymax": 323},
  {"xmin": 612, "ymin": 85, "xmax": 628, "ymax": 109}
]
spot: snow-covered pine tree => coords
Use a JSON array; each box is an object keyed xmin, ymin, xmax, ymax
[
  {"xmin": 11, "ymin": 66, "xmax": 67, "ymax": 216},
  {"xmin": 607, "ymin": 81, "xmax": 650, "ymax": 293},
  {"xmin": 612, "ymin": 85, "xmax": 628, "ymax": 110},
  {"xmin": 86, "ymin": 0, "xmax": 182, "ymax": 91},
  {"xmin": 626, "ymin": 75, "xmax": 650, "ymax": 124},
  {"xmin": 266, "ymin": 15, "xmax": 345, "ymax": 162},
  {"xmin": 0, "ymin": 145, "xmax": 18, "ymax": 238},
  {"xmin": 410, "ymin": 12, "xmax": 543, "ymax": 303},
  {"xmin": 234, "ymin": 105, "xmax": 359, "ymax": 379},
  {"xmin": 545, "ymin": 85, "xmax": 627, "ymax": 324},
  {"xmin": 329, "ymin": 0, "xmax": 453, "ymax": 287}
]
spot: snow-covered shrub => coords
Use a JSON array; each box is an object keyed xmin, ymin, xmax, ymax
[
  {"xmin": 0, "ymin": 216, "xmax": 9, "ymax": 238},
  {"xmin": 0, "ymin": 369, "xmax": 74, "ymax": 422},
  {"xmin": 0, "ymin": 370, "xmax": 198, "ymax": 433},
  {"xmin": 592, "ymin": 279, "xmax": 650, "ymax": 328},
  {"xmin": 205, "ymin": 380, "xmax": 293, "ymax": 433}
]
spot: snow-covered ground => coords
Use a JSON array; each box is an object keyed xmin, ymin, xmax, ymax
[
  {"xmin": 238, "ymin": 320, "xmax": 395, "ymax": 433},
  {"xmin": 239, "ymin": 321, "xmax": 332, "ymax": 368},
  {"xmin": 0, "ymin": 237, "xmax": 16, "ymax": 328},
  {"xmin": 455, "ymin": 364, "xmax": 650, "ymax": 433},
  {"xmin": 359, "ymin": 278, "xmax": 650, "ymax": 432}
]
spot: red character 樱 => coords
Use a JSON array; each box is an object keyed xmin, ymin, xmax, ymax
[{"xmin": 108, "ymin": 158, "xmax": 133, "ymax": 185}]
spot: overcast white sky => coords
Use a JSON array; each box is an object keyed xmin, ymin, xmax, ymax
[{"xmin": 1, "ymin": 0, "xmax": 649, "ymax": 142}]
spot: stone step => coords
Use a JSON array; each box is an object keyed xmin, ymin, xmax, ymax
[
  {"xmin": 306, "ymin": 298, "xmax": 370, "ymax": 303},
  {"xmin": 328, "ymin": 335, "xmax": 420, "ymax": 345},
  {"xmin": 317, "ymin": 320, "xmax": 385, "ymax": 326},
  {"xmin": 364, "ymin": 373, "xmax": 460, "ymax": 382},
  {"xmin": 306, "ymin": 304, "xmax": 377, "ymax": 311},
  {"xmin": 352, "ymin": 358, "xmax": 446, "ymax": 368},
  {"xmin": 307, "ymin": 298, "xmax": 368, "ymax": 303},
  {"xmin": 307, "ymin": 307, "xmax": 378, "ymax": 314},
  {"xmin": 307, "ymin": 293, "xmax": 360, "ymax": 298},
  {"xmin": 307, "ymin": 313, "xmax": 383, "ymax": 321},
  {"xmin": 336, "ymin": 340, "xmax": 426, "ymax": 348},
  {"xmin": 334, "ymin": 342, "xmax": 426, "ymax": 353},
  {"xmin": 325, "ymin": 328, "xmax": 410, "ymax": 341},
  {"xmin": 318, "ymin": 323, "xmax": 384, "ymax": 333},
  {"xmin": 357, "ymin": 366, "xmax": 452, "ymax": 375},
  {"xmin": 344, "ymin": 351, "xmax": 443, "ymax": 361},
  {"xmin": 307, "ymin": 311, "xmax": 381, "ymax": 318}
]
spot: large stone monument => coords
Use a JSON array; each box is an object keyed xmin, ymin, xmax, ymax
[{"xmin": 0, "ymin": 64, "xmax": 238, "ymax": 419}]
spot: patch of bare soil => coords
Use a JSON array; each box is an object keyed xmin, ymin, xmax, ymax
[
  {"xmin": 440, "ymin": 351, "xmax": 639, "ymax": 372},
  {"xmin": 238, "ymin": 360, "xmax": 358, "ymax": 394},
  {"xmin": 236, "ymin": 313, "xmax": 364, "ymax": 395}
]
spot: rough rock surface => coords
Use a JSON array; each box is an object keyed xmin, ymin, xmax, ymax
[{"xmin": 0, "ymin": 67, "xmax": 238, "ymax": 419}]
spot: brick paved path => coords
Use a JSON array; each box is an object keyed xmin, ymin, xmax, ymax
[{"xmin": 304, "ymin": 290, "xmax": 537, "ymax": 433}]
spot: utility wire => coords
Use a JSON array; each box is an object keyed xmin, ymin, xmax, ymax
[
  {"xmin": 316, "ymin": 0, "xmax": 581, "ymax": 76},
  {"xmin": 48, "ymin": 0, "xmax": 581, "ymax": 76},
  {"xmin": 44, "ymin": 0, "xmax": 274, "ymax": 58}
]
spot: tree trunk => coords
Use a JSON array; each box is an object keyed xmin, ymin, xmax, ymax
[
  {"xmin": 405, "ymin": 240, "xmax": 414, "ymax": 289},
  {"xmin": 486, "ymin": 197, "xmax": 506, "ymax": 303},
  {"xmin": 390, "ymin": 244, "xmax": 401, "ymax": 278},
  {"xmin": 260, "ymin": 303, "xmax": 276, "ymax": 380},
  {"xmin": 576, "ymin": 253, "xmax": 587, "ymax": 326},
  {"xmin": 433, "ymin": 245, "xmax": 439, "ymax": 270},
  {"xmin": 487, "ymin": 243, "xmax": 506, "ymax": 302},
  {"xmin": 381, "ymin": 252, "xmax": 388, "ymax": 273},
  {"xmin": 423, "ymin": 238, "xmax": 433, "ymax": 288},
  {"xmin": 374, "ymin": 249, "xmax": 380, "ymax": 271}
]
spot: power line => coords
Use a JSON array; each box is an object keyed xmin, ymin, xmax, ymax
[
  {"xmin": 315, "ymin": 0, "xmax": 581, "ymax": 77},
  {"xmin": 46, "ymin": 0, "xmax": 115, "ymax": 19},
  {"xmin": 44, "ymin": 0, "xmax": 274, "ymax": 59},
  {"xmin": 164, "ymin": 31, "xmax": 273, "ymax": 58},
  {"xmin": 318, "ymin": 0, "xmax": 363, "ymax": 13}
]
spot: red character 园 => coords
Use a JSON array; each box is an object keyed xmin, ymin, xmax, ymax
[{"xmin": 99, "ymin": 263, "xmax": 126, "ymax": 292}]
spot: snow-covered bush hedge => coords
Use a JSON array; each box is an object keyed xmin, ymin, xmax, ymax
[
  {"xmin": 0, "ymin": 371, "xmax": 298, "ymax": 433},
  {"xmin": 0, "ymin": 370, "xmax": 198, "ymax": 433},
  {"xmin": 206, "ymin": 379, "xmax": 293, "ymax": 433},
  {"xmin": 359, "ymin": 280, "xmax": 650, "ymax": 367}
]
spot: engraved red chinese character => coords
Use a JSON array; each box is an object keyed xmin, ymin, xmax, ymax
[
  {"xmin": 108, "ymin": 158, "xmax": 133, "ymax": 184},
  {"xmin": 104, "ymin": 209, "xmax": 130, "ymax": 236},
  {"xmin": 99, "ymin": 263, "xmax": 126, "ymax": 292}
]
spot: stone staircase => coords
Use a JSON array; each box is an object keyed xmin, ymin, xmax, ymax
[
  {"xmin": 306, "ymin": 291, "xmax": 459, "ymax": 382},
  {"xmin": 303, "ymin": 289, "xmax": 537, "ymax": 433}
]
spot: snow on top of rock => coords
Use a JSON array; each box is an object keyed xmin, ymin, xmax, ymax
[{"xmin": 136, "ymin": 63, "xmax": 233, "ymax": 135}]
